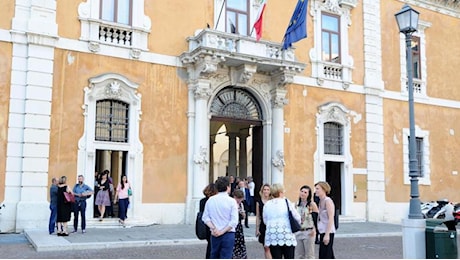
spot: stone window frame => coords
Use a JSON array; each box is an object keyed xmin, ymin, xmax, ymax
[
  {"xmin": 398, "ymin": 20, "xmax": 431, "ymax": 97},
  {"xmin": 78, "ymin": 0, "xmax": 151, "ymax": 59},
  {"xmin": 316, "ymin": 102, "xmax": 351, "ymax": 163},
  {"xmin": 402, "ymin": 126, "xmax": 431, "ymax": 185},
  {"xmin": 309, "ymin": 0, "xmax": 357, "ymax": 89}
]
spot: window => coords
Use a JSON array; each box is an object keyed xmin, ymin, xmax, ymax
[
  {"xmin": 100, "ymin": 0, "xmax": 132, "ymax": 25},
  {"xmin": 416, "ymin": 137, "xmax": 423, "ymax": 177},
  {"xmin": 402, "ymin": 127, "xmax": 430, "ymax": 185},
  {"xmin": 411, "ymin": 36, "xmax": 421, "ymax": 80},
  {"xmin": 95, "ymin": 99, "xmax": 129, "ymax": 142},
  {"xmin": 78, "ymin": 0, "xmax": 151, "ymax": 58},
  {"xmin": 226, "ymin": 0, "xmax": 249, "ymax": 35},
  {"xmin": 399, "ymin": 21, "xmax": 431, "ymax": 95},
  {"xmin": 309, "ymin": 0, "xmax": 357, "ymax": 89},
  {"xmin": 321, "ymin": 13, "xmax": 340, "ymax": 63},
  {"xmin": 324, "ymin": 122, "xmax": 343, "ymax": 155}
]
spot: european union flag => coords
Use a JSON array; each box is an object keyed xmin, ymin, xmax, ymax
[{"xmin": 282, "ymin": 0, "xmax": 308, "ymax": 50}]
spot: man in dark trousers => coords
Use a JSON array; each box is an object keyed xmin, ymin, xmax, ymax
[
  {"xmin": 202, "ymin": 176, "xmax": 239, "ymax": 259},
  {"xmin": 237, "ymin": 180, "xmax": 251, "ymax": 228},
  {"xmin": 48, "ymin": 177, "xmax": 58, "ymax": 235},
  {"xmin": 72, "ymin": 175, "xmax": 94, "ymax": 234}
]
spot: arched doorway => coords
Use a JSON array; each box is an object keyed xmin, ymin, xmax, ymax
[{"xmin": 209, "ymin": 87, "xmax": 264, "ymax": 200}]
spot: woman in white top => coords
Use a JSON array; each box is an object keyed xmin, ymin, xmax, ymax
[
  {"xmin": 295, "ymin": 185, "xmax": 319, "ymax": 259},
  {"xmin": 263, "ymin": 183, "xmax": 301, "ymax": 259},
  {"xmin": 315, "ymin": 181, "xmax": 336, "ymax": 259}
]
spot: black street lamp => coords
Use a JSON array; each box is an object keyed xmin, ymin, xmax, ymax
[{"xmin": 395, "ymin": 4, "xmax": 423, "ymax": 219}]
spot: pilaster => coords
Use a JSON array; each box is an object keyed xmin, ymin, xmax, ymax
[
  {"xmin": 364, "ymin": 0, "xmax": 385, "ymax": 224},
  {"xmin": 3, "ymin": 0, "xmax": 57, "ymax": 232}
]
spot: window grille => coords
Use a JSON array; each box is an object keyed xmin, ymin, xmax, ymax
[
  {"xmin": 416, "ymin": 137, "xmax": 424, "ymax": 177},
  {"xmin": 324, "ymin": 122, "xmax": 343, "ymax": 155},
  {"xmin": 95, "ymin": 100, "xmax": 129, "ymax": 142}
]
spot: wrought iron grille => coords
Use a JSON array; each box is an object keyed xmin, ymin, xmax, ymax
[
  {"xmin": 324, "ymin": 122, "xmax": 343, "ymax": 155},
  {"xmin": 95, "ymin": 99, "xmax": 129, "ymax": 142},
  {"xmin": 416, "ymin": 137, "xmax": 424, "ymax": 177},
  {"xmin": 210, "ymin": 88, "xmax": 262, "ymax": 121}
]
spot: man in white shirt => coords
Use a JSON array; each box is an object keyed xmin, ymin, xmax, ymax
[{"xmin": 202, "ymin": 176, "xmax": 239, "ymax": 259}]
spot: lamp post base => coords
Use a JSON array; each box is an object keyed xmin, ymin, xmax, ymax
[{"xmin": 402, "ymin": 218, "xmax": 426, "ymax": 259}]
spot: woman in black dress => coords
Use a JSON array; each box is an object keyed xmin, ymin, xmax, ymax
[
  {"xmin": 56, "ymin": 176, "xmax": 73, "ymax": 236},
  {"xmin": 232, "ymin": 189, "xmax": 247, "ymax": 259},
  {"xmin": 256, "ymin": 183, "xmax": 272, "ymax": 259}
]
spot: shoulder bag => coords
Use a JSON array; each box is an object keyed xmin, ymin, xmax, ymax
[
  {"xmin": 64, "ymin": 191, "xmax": 75, "ymax": 203},
  {"xmin": 195, "ymin": 211, "xmax": 207, "ymax": 240},
  {"xmin": 285, "ymin": 199, "xmax": 301, "ymax": 233}
]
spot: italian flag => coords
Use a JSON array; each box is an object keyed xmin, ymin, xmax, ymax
[{"xmin": 253, "ymin": 0, "xmax": 267, "ymax": 41}]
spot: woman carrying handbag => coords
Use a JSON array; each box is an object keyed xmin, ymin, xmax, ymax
[{"xmin": 263, "ymin": 183, "xmax": 301, "ymax": 259}]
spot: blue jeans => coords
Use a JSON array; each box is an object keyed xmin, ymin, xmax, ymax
[
  {"xmin": 73, "ymin": 200, "xmax": 87, "ymax": 231},
  {"xmin": 48, "ymin": 204, "xmax": 57, "ymax": 234},
  {"xmin": 210, "ymin": 232, "xmax": 235, "ymax": 259}
]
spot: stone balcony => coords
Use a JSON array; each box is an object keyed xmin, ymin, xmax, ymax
[{"xmin": 180, "ymin": 29, "xmax": 306, "ymax": 80}]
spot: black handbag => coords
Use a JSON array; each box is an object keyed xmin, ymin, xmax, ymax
[
  {"xmin": 285, "ymin": 199, "xmax": 301, "ymax": 233},
  {"xmin": 195, "ymin": 211, "xmax": 207, "ymax": 240}
]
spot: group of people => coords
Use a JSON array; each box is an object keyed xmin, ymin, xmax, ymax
[
  {"xmin": 199, "ymin": 177, "xmax": 337, "ymax": 259},
  {"xmin": 48, "ymin": 170, "xmax": 132, "ymax": 236}
]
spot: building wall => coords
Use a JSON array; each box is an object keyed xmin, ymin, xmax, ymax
[
  {"xmin": 283, "ymin": 84, "xmax": 367, "ymax": 199},
  {"xmin": 0, "ymin": 1, "xmax": 14, "ymax": 30},
  {"xmin": 384, "ymin": 98, "xmax": 460, "ymax": 203},
  {"xmin": 0, "ymin": 42, "xmax": 12, "ymax": 203},
  {"xmin": 1, "ymin": 0, "xmax": 460, "ymax": 230},
  {"xmin": 49, "ymin": 49, "xmax": 188, "ymax": 203}
]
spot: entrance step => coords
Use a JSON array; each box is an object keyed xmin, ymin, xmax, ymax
[
  {"xmin": 84, "ymin": 218, "xmax": 154, "ymax": 229},
  {"xmin": 339, "ymin": 215, "xmax": 366, "ymax": 223}
]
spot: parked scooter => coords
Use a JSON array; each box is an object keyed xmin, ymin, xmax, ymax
[
  {"xmin": 453, "ymin": 203, "xmax": 460, "ymax": 224},
  {"xmin": 423, "ymin": 199, "xmax": 450, "ymax": 219},
  {"xmin": 421, "ymin": 201, "xmax": 438, "ymax": 218}
]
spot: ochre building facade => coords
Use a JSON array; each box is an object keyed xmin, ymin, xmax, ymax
[{"xmin": 0, "ymin": 0, "xmax": 460, "ymax": 232}]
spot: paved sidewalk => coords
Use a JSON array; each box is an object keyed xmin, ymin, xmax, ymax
[{"xmin": 24, "ymin": 220, "xmax": 403, "ymax": 252}]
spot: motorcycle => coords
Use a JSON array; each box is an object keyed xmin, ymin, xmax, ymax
[
  {"xmin": 424, "ymin": 199, "xmax": 451, "ymax": 219},
  {"xmin": 453, "ymin": 203, "xmax": 460, "ymax": 224},
  {"xmin": 421, "ymin": 201, "xmax": 438, "ymax": 218}
]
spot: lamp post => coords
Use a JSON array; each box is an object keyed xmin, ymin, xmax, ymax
[
  {"xmin": 395, "ymin": 4, "xmax": 425, "ymax": 258},
  {"xmin": 395, "ymin": 4, "xmax": 423, "ymax": 220}
]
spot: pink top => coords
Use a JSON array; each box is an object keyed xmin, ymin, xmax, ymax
[{"xmin": 116, "ymin": 182, "xmax": 131, "ymax": 199}]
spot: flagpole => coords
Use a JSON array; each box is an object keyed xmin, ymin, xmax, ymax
[{"xmin": 215, "ymin": 0, "xmax": 227, "ymax": 30}]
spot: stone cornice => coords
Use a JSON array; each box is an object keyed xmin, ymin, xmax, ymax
[{"xmin": 402, "ymin": 0, "xmax": 460, "ymax": 18}]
